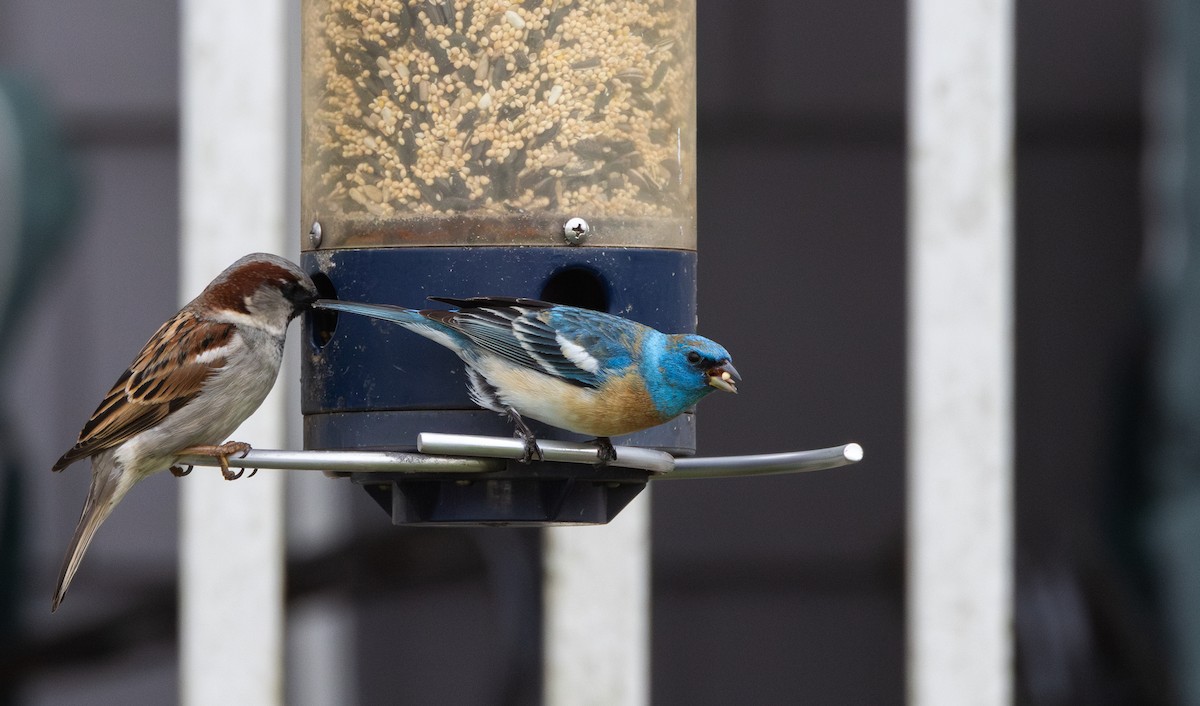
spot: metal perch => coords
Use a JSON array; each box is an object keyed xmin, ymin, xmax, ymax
[{"xmin": 175, "ymin": 434, "xmax": 864, "ymax": 479}]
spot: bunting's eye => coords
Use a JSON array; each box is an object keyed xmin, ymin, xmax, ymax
[{"xmin": 686, "ymin": 351, "xmax": 702, "ymax": 365}]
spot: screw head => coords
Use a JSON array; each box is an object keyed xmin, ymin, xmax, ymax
[
  {"xmin": 309, "ymin": 221, "xmax": 323, "ymax": 248},
  {"xmin": 563, "ymin": 217, "xmax": 590, "ymax": 245}
]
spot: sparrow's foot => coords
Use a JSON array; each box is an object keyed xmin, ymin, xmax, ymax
[
  {"xmin": 506, "ymin": 408, "xmax": 544, "ymax": 464},
  {"xmin": 592, "ymin": 437, "xmax": 618, "ymax": 467},
  {"xmin": 169, "ymin": 464, "xmax": 193, "ymax": 478},
  {"xmin": 179, "ymin": 441, "xmax": 253, "ymax": 481}
]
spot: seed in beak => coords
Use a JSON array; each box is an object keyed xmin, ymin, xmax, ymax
[{"xmin": 706, "ymin": 370, "xmax": 738, "ymax": 394}]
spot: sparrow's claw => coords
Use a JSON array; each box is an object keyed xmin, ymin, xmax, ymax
[
  {"xmin": 169, "ymin": 464, "xmax": 193, "ymax": 478},
  {"xmin": 177, "ymin": 441, "xmax": 253, "ymax": 481},
  {"xmin": 247, "ymin": 468, "xmax": 259, "ymax": 478},
  {"xmin": 592, "ymin": 437, "xmax": 618, "ymax": 467}
]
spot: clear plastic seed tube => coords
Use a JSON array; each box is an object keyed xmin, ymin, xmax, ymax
[{"xmin": 302, "ymin": 0, "xmax": 697, "ymax": 249}]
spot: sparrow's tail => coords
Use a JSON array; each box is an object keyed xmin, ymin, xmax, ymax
[{"xmin": 53, "ymin": 452, "xmax": 129, "ymax": 612}]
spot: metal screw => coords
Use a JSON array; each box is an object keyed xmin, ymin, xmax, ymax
[
  {"xmin": 563, "ymin": 217, "xmax": 590, "ymax": 245},
  {"xmin": 309, "ymin": 220, "xmax": 323, "ymax": 249}
]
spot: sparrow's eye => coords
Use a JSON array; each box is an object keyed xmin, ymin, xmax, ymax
[{"xmin": 686, "ymin": 351, "xmax": 702, "ymax": 365}]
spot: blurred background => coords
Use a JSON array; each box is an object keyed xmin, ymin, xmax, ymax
[{"xmin": 0, "ymin": 0, "xmax": 1182, "ymax": 704}]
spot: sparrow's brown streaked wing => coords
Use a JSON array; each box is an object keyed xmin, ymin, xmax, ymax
[{"xmin": 51, "ymin": 312, "xmax": 237, "ymax": 471}]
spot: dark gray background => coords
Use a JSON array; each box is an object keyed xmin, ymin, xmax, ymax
[{"xmin": 0, "ymin": 0, "xmax": 1152, "ymax": 704}]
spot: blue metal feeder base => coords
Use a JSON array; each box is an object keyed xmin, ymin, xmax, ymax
[{"xmin": 352, "ymin": 463, "xmax": 649, "ymax": 526}]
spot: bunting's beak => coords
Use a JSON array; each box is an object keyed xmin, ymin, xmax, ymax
[{"xmin": 706, "ymin": 361, "xmax": 741, "ymax": 394}]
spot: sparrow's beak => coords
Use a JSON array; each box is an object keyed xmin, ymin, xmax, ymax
[
  {"xmin": 706, "ymin": 361, "xmax": 741, "ymax": 394},
  {"xmin": 293, "ymin": 295, "xmax": 319, "ymax": 317}
]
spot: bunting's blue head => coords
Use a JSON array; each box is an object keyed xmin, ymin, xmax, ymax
[{"xmin": 642, "ymin": 333, "xmax": 740, "ymax": 419}]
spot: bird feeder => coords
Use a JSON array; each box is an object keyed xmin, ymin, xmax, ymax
[
  {"xmin": 300, "ymin": 0, "xmax": 704, "ymax": 523},
  {"xmin": 297, "ymin": 0, "xmax": 859, "ymax": 525}
]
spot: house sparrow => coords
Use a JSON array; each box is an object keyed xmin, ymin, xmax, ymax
[
  {"xmin": 51, "ymin": 252, "xmax": 317, "ymax": 611},
  {"xmin": 313, "ymin": 296, "xmax": 739, "ymax": 465}
]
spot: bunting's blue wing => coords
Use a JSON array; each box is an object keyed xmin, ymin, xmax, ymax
[{"xmin": 426, "ymin": 297, "xmax": 643, "ymax": 389}]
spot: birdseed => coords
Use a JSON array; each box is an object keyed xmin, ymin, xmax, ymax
[{"xmin": 302, "ymin": 0, "xmax": 696, "ymax": 248}]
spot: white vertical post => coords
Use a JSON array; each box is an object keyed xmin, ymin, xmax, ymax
[
  {"xmin": 907, "ymin": 0, "xmax": 1014, "ymax": 704},
  {"xmin": 543, "ymin": 497, "xmax": 650, "ymax": 706},
  {"xmin": 179, "ymin": 0, "xmax": 289, "ymax": 703}
]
